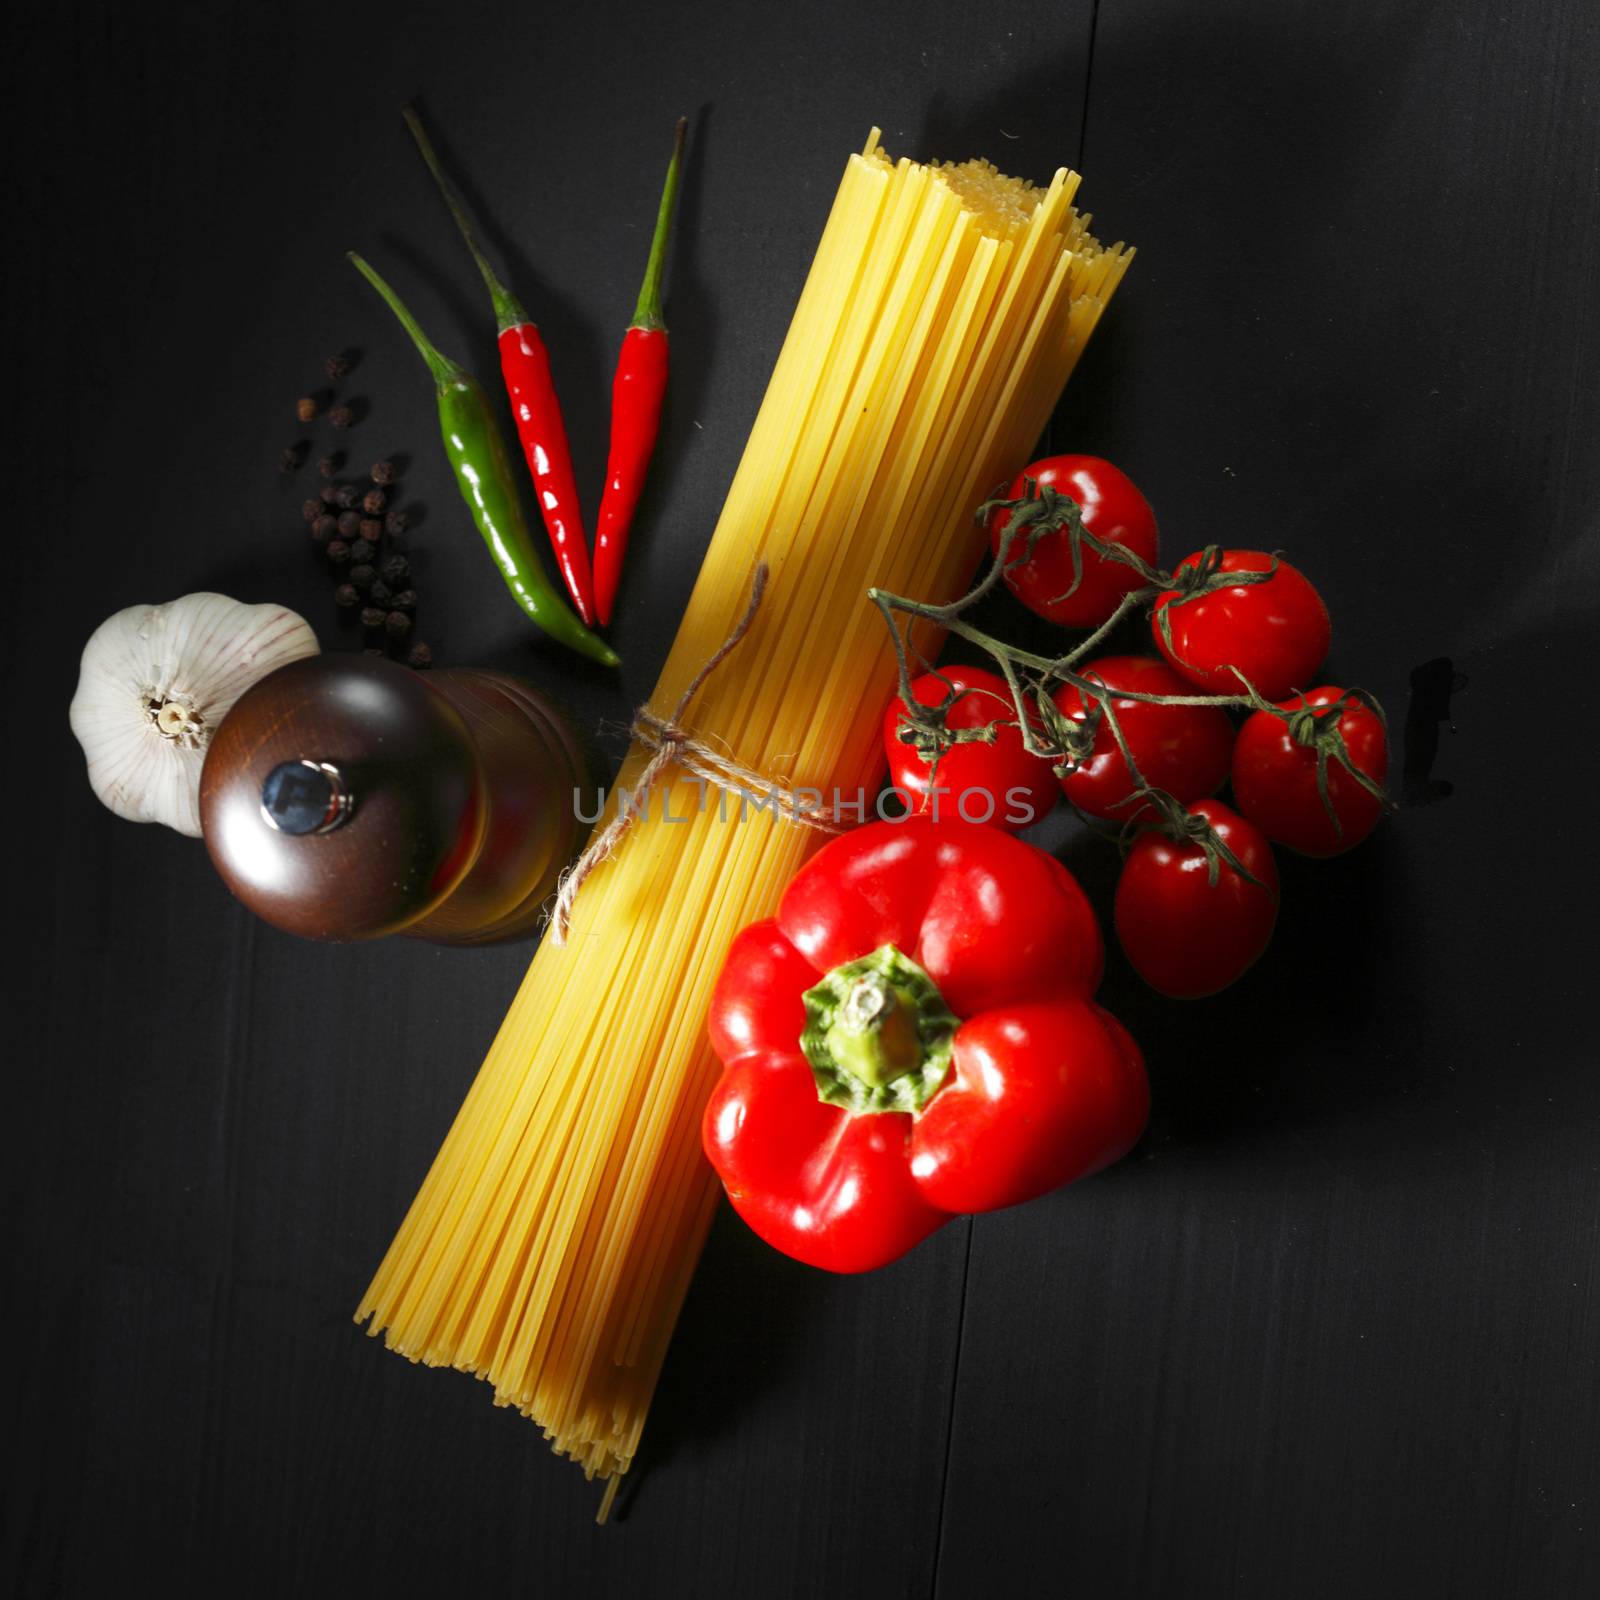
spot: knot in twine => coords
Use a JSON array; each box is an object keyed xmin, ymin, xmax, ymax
[{"xmin": 548, "ymin": 562, "xmax": 843, "ymax": 946}]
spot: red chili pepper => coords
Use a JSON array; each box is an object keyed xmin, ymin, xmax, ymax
[
  {"xmin": 403, "ymin": 106, "xmax": 598, "ymax": 625},
  {"xmin": 592, "ymin": 118, "xmax": 687, "ymax": 626},
  {"xmin": 702, "ymin": 820, "xmax": 1149, "ymax": 1273}
]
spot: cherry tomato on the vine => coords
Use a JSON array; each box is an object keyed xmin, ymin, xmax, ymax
[
  {"xmin": 1051, "ymin": 654, "xmax": 1235, "ymax": 822},
  {"xmin": 1151, "ymin": 549, "xmax": 1330, "ymax": 701},
  {"xmin": 1114, "ymin": 798, "xmax": 1279, "ymax": 998},
  {"xmin": 1231, "ymin": 686, "xmax": 1388, "ymax": 857},
  {"xmin": 882, "ymin": 665, "xmax": 1059, "ymax": 832},
  {"xmin": 987, "ymin": 455, "xmax": 1158, "ymax": 628}
]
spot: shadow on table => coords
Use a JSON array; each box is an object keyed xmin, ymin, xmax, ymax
[{"xmin": 612, "ymin": 1198, "xmax": 815, "ymax": 1518}]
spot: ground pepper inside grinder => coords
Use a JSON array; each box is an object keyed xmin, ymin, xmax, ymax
[{"xmin": 199, "ymin": 655, "xmax": 586, "ymax": 944}]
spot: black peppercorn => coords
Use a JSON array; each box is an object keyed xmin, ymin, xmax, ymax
[
  {"xmin": 329, "ymin": 404, "xmax": 354, "ymax": 429},
  {"xmin": 350, "ymin": 563, "xmax": 376, "ymax": 590},
  {"xmin": 359, "ymin": 517, "xmax": 382, "ymax": 541},
  {"xmin": 349, "ymin": 538, "xmax": 375, "ymax": 565},
  {"xmin": 326, "ymin": 539, "xmax": 352, "ymax": 566},
  {"xmin": 361, "ymin": 488, "xmax": 386, "ymax": 515},
  {"xmin": 384, "ymin": 609, "xmax": 412, "ymax": 639},
  {"xmin": 336, "ymin": 510, "xmax": 361, "ymax": 537},
  {"xmin": 296, "ymin": 396, "xmax": 318, "ymax": 423},
  {"xmin": 279, "ymin": 445, "xmax": 306, "ymax": 474},
  {"xmin": 301, "ymin": 498, "xmax": 322, "ymax": 523},
  {"xmin": 311, "ymin": 515, "xmax": 338, "ymax": 543},
  {"xmin": 318, "ymin": 454, "xmax": 341, "ymax": 479},
  {"xmin": 319, "ymin": 482, "xmax": 340, "ymax": 506},
  {"xmin": 380, "ymin": 554, "xmax": 411, "ymax": 585},
  {"xmin": 368, "ymin": 579, "xmax": 394, "ymax": 609},
  {"xmin": 384, "ymin": 510, "xmax": 408, "ymax": 535},
  {"xmin": 370, "ymin": 459, "xmax": 396, "ymax": 486},
  {"xmin": 325, "ymin": 352, "xmax": 351, "ymax": 381},
  {"xmin": 334, "ymin": 484, "xmax": 360, "ymax": 510},
  {"xmin": 360, "ymin": 606, "xmax": 386, "ymax": 630},
  {"xmin": 334, "ymin": 583, "xmax": 360, "ymax": 608},
  {"xmin": 406, "ymin": 642, "xmax": 433, "ymax": 670},
  {"xmin": 391, "ymin": 589, "xmax": 418, "ymax": 612}
]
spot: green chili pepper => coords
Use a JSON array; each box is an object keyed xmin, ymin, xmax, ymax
[{"xmin": 348, "ymin": 253, "xmax": 619, "ymax": 668}]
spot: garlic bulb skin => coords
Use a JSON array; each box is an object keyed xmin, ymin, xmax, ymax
[{"xmin": 69, "ymin": 594, "xmax": 320, "ymax": 837}]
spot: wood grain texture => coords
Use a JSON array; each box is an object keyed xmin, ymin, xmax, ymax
[
  {"xmin": 936, "ymin": 1, "xmax": 1600, "ymax": 1596},
  {"xmin": 3, "ymin": 0, "xmax": 1596, "ymax": 1596}
]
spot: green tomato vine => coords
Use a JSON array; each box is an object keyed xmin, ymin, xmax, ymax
[{"xmin": 869, "ymin": 479, "xmax": 1393, "ymax": 885}]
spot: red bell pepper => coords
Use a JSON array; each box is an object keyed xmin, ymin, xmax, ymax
[{"xmin": 703, "ymin": 820, "xmax": 1149, "ymax": 1273}]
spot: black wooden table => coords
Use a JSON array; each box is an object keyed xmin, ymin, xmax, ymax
[{"xmin": 7, "ymin": 2, "xmax": 1598, "ymax": 1595}]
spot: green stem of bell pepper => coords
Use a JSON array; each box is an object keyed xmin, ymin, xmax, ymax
[
  {"xmin": 800, "ymin": 945, "xmax": 958, "ymax": 1116},
  {"xmin": 347, "ymin": 253, "xmax": 619, "ymax": 669}
]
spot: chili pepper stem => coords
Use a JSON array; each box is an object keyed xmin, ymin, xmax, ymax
[
  {"xmin": 592, "ymin": 116, "xmax": 689, "ymax": 626},
  {"xmin": 402, "ymin": 105, "xmax": 601, "ymax": 626},
  {"xmin": 632, "ymin": 118, "xmax": 688, "ymax": 332},
  {"xmin": 347, "ymin": 253, "xmax": 461, "ymax": 388},
  {"xmin": 402, "ymin": 104, "xmax": 530, "ymax": 334},
  {"xmin": 348, "ymin": 251, "xmax": 620, "ymax": 670}
]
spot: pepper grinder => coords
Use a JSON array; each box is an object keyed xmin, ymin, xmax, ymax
[{"xmin": 199, "ymin": 655, "xmax": 586, "ymax": 944}]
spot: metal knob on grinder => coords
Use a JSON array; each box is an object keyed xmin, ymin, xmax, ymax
[{"xmin": 199, "ymin": 655, "xmax": 586, "ymax": 945}]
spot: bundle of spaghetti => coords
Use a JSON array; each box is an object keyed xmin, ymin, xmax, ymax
[{"xmin": 357, "ymin": 129, "xmax": 1131, "ymax": 1499}]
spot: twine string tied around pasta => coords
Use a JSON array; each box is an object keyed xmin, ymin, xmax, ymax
[{"xmin": 549, "ymin": 562, "xmax": 844, "ymax": 945}]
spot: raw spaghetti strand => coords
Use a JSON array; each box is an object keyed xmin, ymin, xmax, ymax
[{"xmin": 356, "ymin": 131, "xmax": 1132, "ymax": 1501}]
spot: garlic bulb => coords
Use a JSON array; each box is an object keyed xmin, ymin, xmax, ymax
[{"xmin": 69, "ymin": 593, "xmax": 320, "ymax": 837}]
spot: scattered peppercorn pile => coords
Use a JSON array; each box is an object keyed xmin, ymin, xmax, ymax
[{"xmin": 282, "ymin": 351, "xmax": 432, "ymax": 670}]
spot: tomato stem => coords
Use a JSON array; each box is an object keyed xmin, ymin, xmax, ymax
[
  {"xmin": 869, "ymin": 521, "xmax": 1390, "ymax": 879},
  {"xmin": 1228, "ymin": 672, "xmax": 1396, "ymax": 836}
]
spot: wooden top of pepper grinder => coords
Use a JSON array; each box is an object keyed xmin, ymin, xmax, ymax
[{"xmin": 199, "ymin": 655, "xmax": 485, "ymax": 941}]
